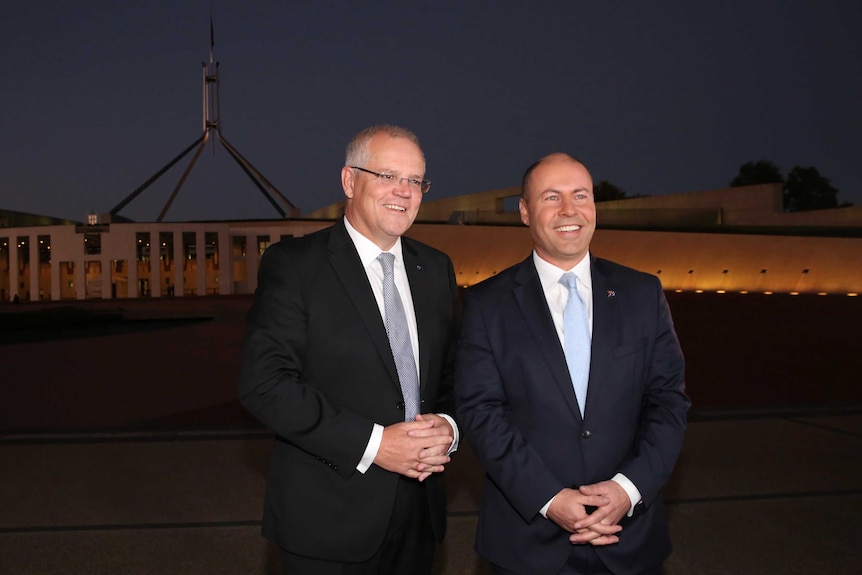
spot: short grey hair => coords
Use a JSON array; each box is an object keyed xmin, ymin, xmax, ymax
[{"xmin": 345, "ymin": 125, "xmax": 424, "ymax": 168}]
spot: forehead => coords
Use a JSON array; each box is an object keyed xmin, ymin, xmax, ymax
[
  {"xmin": 367, "ymin": 134, "xmax": 425, "ymax": 172},
  {"xmin": 527, "ymin": 158, "xmax": 592, "ymax": 195}
]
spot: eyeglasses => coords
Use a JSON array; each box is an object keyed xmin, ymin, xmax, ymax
[{"xmin": 350, "ymin": 166, "xmax": 431, "ymax": 194}]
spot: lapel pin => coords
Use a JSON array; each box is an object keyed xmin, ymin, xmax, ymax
[
  {"xmin": 607, "ymin": 290, "xmax": 616, "ymax": 298},
  {"xmin": 416, "ymin": 264, "xmax": 423, "ymax": 271}
]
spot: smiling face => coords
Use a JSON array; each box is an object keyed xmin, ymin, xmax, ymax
[
  {"xmin": 342, "ymin": 133, "xmax": 425, "ymax": 250},
  {"xmin": 519, "ymin": 153, "xmax": 596, "ymax": 270}
]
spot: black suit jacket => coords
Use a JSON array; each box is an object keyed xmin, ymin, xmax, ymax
[
  {"xmin": 239, "ymin": 220, "xmax": 459, "ymax": 562},
  {"xmin": 455, "ymin": 255, "xmax": 689, "ymax": 575}
]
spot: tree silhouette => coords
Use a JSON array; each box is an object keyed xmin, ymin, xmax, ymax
[
  {"xmin": 594, "ymin": 180, "xmax": 627, "ymax": 202},
  {"xmin": 784, "ymin": 166, "xmax": 840, "ymax": 212},
  {"xmin": 730, "ymin": 160, "xmax": 851, "ymax": 211},
  {"xmin": 729, "ymin": 160, "xmax": 784, "ymax": 187}
]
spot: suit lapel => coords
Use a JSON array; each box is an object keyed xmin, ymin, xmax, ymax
[
  {"xmin": 512, "ymin": 258, "xmax": 582, "ymax": 420},
  {"xmin": 403, "ymin": 240, "xmax": 431, "ymax": 390},
  {"xmin": 327, "ymin": 222, "xmax": 401, "ymax": 389},
  {"xmin": 586, "ymin": 257, "xmax": 618, "ymax": 413}
]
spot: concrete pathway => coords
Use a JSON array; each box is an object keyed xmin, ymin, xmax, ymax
[{"xmin": 2, "ymin": 406, "xmax": 860, "ymax": 574}]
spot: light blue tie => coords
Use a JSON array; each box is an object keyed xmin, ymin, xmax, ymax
[
  {"xmin": 560, "ymin": 272, "xmax": 591, "ymax": 417},
  {"xmin": 378, "ymin": 253, "xmax": 420, "ymax": 421}
]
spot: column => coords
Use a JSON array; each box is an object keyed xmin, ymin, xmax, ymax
[
  {"xmin": 29, "ymin": 234, "xmax": 39, "ymax": 302},
  {"xmin": 8, "ymin": 236, "xmax": 18, "ymax": 301},
  {"xmin": 218, "ymin": 230, "xmax": 231, "ymax": 295},
  {"xmin": 196, "ymin": 230, "xmax": 206, "ymax": 296},
  {"xmin": 151, "ymin": 230, "xmax": 161, "ymax": 298},
  {"xmin": 246, "ymin": 233, "xmax": 259, "ymax": 294},
  {"xmin": 173, "ymin": 231, "xmax": 183, "ymax": 297}
]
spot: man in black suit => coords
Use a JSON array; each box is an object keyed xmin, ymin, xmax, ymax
[
  {"xmin": 240, "ymin": 125, "xmax": 460, "ymax": 574},
  {"xmin": 455, "ymin": 153, "xmax": 689, "ymax": 574}
]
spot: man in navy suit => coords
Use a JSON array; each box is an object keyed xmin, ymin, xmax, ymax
[
  {"xmin": 240, "ymin": 125, "xmax": 460, "ymax": 574},
  {"xmin": 455, "ymin": 153, "xmax": 689, "ymax": 574}
]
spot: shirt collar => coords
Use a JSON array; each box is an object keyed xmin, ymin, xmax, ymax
[
  {"xmin": 532, "ymin": 251, "xmax": 592, "ymax": 293},
  {"xmin": 343, "ymin": 216, "xmax": 404, "ymax": 267}
]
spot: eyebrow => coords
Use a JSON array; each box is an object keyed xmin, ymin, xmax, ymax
[
  {"xmin": 378, "ymin": 168, "xmax": 425, "ymax": 179},
  {"xmin": 540, "ymin": 187, "xmax": 591, "ymax": 195}
]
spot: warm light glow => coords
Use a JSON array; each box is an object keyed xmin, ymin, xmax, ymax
[
  {"xmin": 848, "ymin": 293, "xmax": 859, "ymax": 297},
  {"xmin": 818, "ymin": 292, "xmax": 828, "ymax": 296},
  {"xmin": 675, "ymin": 289, "xmax": 683, "ymax": 293},
  {"xmin": 763, "ymin": 291, "xmax": 773, "ymax": 295},
  {"xmin": 790, "ymin": 291, "xmax": 799, "ymax": 296},
  {"xmin": 716, "ymin": 290, "xmax": 726, "ymax": 294},
  {"xmin": 695, "ymin": 289, "xmax": 704, "ymax": 293},
  {"xmin": 739, "ymin": 290, "xmax": 749, "ymax": 294}
]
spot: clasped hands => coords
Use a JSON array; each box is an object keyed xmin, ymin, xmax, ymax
[
  {"xmin": 546, "ymin": 480, "xmax": 630, "ymax": 546},
  {"xmin": 374, "ymin": 414, "xmax": 454, "ymax": 481}
]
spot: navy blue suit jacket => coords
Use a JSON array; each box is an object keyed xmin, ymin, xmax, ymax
[{"xmin": 455, "ymin": 254, "xmax": 689, "ymax": 574}]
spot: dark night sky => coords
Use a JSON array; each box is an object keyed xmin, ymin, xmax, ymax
[{"xmin": 2, "ymin": 1, "xmax": 860, "ymax": 223}]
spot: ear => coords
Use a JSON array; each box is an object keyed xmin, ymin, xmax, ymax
[
  {"xmin": 341, "ymin": 166, "xmax": 355, "ymax": 199},
  {"xmin": 519, "ymin": 197, "xmax": 530, "ymax": 226}
]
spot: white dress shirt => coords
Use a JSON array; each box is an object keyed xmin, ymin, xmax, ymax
[
  {"xmin": 344, "ymin": 217, "xmax": 459, "ymax": 473},
  {"xmin": 532, "ymin": 251, "xmax": 641, "ymax": 517}
]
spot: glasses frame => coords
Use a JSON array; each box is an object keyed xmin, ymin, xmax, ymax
[{"xmin": 349, "ymin": 166, "xmax": 431, "ymax": 194}]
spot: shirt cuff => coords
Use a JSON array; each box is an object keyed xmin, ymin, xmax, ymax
[
  {"xmin": 611, "ymin": 473, "xmax": 642, "ymax": 517},
  {"xmin": 539, "ymin": 495, "xmax": 555, "ymax": 518},
  {"xmin": 357, "ymin": 423, "xmax": 384, "ymax": 474},
  {"xmin": 437, "ymin": 413, "xmax": 460, "ymax": 455}
]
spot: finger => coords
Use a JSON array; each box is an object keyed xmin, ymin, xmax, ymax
[
  {"xmin": 569, "ymin": 529, "xmax": 620, "ymax": 546},
  {"xmin": 585, "ymin": 522, "xmax": 623, "ymax": 535},
  {"xmin": 418, "ymin": 455, "xmax": 450, "ymax": 468},
  {"xmin": 407, "ymin": 427, "xmax": 453, "ymax": 439},
  {"xmin": 418, "ymin": 445, "xmax": 446, "ymax": 458},
  {"xmin": 569, "ymin": 529, "xmax": 600, "ymax": 544},
  {"xmin": 402, "ymin": 420, "xmax": 436, "ymax": 431},
  {"xmin": 575, "ymin": 494, "xmax": 611, "ymax": 508},
  {"xmin": 587, "ymin": 534, "xmax": 620, "ymax": 546},
  {"xmin": 573, "ymin": 505, "xmax": 616, "ymax": 530},
  {"xmin": 416, "ymin": 464, "xmax": 444, "ymax": 475},
  {"xmin": 578, "ymin": 483, "xmax": 603, "ymax": 495}
]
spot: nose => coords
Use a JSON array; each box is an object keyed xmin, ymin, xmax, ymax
[
  {"xmin": 393, "ymin": 178, "xmax": 413, "ymax": 196},
  {"xmin": 559, "ymin": 196, "xmax": 576, "ymax": 215}
]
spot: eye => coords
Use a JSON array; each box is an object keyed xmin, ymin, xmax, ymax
[
  {"xmin": 407, "ymin": 178, "xmax": 422, "ymax": 187},
  {"xmin": 379, "ymin": 173, "xmax": 397, "ymax": 182}
]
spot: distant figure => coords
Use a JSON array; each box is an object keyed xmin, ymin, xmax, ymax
[
  {"xmin": 239, "ymin": 125, "xmax": 460, "ymax": 574},
  {"xmin": 12, "ymin": 294, "xmax": 20, "ymax": 304},
  {"xmin": 455, "ymin": 153, "xmax": 690, "ymax": 575}
]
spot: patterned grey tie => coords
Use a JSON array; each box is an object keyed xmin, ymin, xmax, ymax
[
  {"xmin": 378, "ymin": 252, "xmax": 420, "ymax": 421},
  {"xmin": 560, "ymin": 272, "xmax": 591, "ymax": 417}
]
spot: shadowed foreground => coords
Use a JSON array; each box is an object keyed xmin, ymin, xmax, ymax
[{"xmin": 1, "ymin": 293, "xmax": 860, "ymax": 573}]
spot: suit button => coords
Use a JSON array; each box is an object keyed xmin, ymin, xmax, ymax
[
  {"xmin": 396, "ymin": 402, "xmax": 404, "ymax": 410},
  {"xmin": 581, "ymin": 430, "xmax": 592, "ymax": 439}
]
